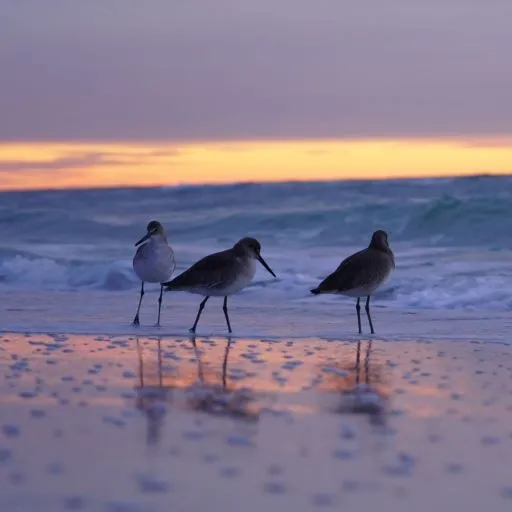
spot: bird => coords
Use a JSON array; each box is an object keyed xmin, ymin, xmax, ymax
[
  {"xmin": 164, "ymin": 237, "xmax": 276, "ymax": 333},
  {"xmin": 132, "ymin": 220, "xmax": 176, "ymax": 327},
  {"xmin": 310, "ymin": 230, "xmax": 395, "ymax": 334}
]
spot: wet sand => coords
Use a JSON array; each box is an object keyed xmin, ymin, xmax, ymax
[{"xmin": 1, "ymin": 333, "xmax": 512, "ymax": 511}]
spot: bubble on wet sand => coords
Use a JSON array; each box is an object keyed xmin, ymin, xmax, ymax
[{"xmin": 135, "ymin": 472, "xmax": 171, "ymax": 493}]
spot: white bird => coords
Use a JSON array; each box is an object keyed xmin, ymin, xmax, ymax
[{"xmin": 132, "ymin": 220, "xmax": 176, "ymax": 326}]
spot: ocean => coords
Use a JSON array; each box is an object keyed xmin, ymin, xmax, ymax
[
  {"xmin": 1, "ymin": 175, "xmax": 512, "ymax": 338},
  {"xmin": 2, "ymin": 176, "xmax": 512, "ymax": 512}
]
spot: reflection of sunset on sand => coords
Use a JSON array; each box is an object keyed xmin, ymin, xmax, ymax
[
  {"xmin": 134, "ymin": 338, "xmax": 261, "ymax": 445},
  {"xmin": 3, "ymin": 333, "xmax": 512, "ymax": 510},
  {"xmin": 318, "ymin": 341, "xmax": 391, "ymax": 425},
  {"xmin": 134, "ymin": 338, "xmax": 173, "ymax": 446},
  {"xmin": 186, "ymin": 338, "xmax": 260, "ymax": 421}
]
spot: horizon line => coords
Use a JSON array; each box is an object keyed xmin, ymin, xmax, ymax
[{"xmin": 1, "ymin": 171, "xmax": 510, "ymax": 194}]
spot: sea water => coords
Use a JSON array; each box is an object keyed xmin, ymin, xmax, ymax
[{"xmin": 1, "ymin": 176, "xmax": 512, "ymax": 339}]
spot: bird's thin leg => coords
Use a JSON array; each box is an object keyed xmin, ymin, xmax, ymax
[
  {"xmin": 132, "ymin": 282, "xmax": 144, "ymax": 326},
  {"xmin": 190, "ymin": 296, "xmax": 209, "ymax": 333},
  {"xmin": 222, "ymin": 296, "xmax": 233, "ymax": 333},
  {"xmin": 365, "ymin": 295, "xmax": 375, "ymax": 334},
  {"xmin": 356, "ymin": 298, "xmax": 362, "ymax": 334},
  {"xmin": 155, "ymin": 285, "xmax": 164, "ymax": 327}
]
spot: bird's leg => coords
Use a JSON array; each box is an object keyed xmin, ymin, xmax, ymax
[
  {"xmin": 365, "ymin": 295, "xmax": 375, "ymax": 334},
  {"xmin": 155, "ymin": 284, "xmax": 164, "ymax": 327},
  {"xmin": 222, "ymin": 296, "xmax": 233, "ymax": 333},
  {"xmin": 190, "ymin": 296, "xmax": 209, "ymax": 333},
  {"xmin": 132, "ymin": 282, "xmax": 144, "ymax": 326},
  {"xmin": 356, "ymin": 298, "xmax": 362, "ymax": 334}
]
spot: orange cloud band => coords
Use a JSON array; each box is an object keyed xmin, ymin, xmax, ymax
[{"xmin": 1, "ymin": 137, "xmax": 511, "ymax": 191}]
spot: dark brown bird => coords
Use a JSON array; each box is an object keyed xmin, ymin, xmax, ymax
[
  {"xmin": 310, "ymin": 230, "xmax": 395, "ymax": 334},
  {"xmin": 164, "ymin": 237, "xmax": 276, "ymax": 333}
]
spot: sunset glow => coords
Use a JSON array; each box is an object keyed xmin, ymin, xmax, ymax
[{"xmin": 1, "ymin": 137, "xmax": 511, "ymax": 191}]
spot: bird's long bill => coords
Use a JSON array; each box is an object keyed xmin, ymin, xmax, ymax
[
  {"xmin": 257, "ymin": 253, "xmax": 276, "ymax": 277},
  {"xmin": 134, "ymin": 232, "xmax": 151, "ymax": 247}
]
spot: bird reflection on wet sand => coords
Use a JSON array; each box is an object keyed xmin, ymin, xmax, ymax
[
  {"xmin": 187, "ymin": 338, "xmax": 260, "ymax": 422},
  {"xmin": 319, "ymin": 340, "xmax": 391, "ymax": 426},
  {"xmin": 135, "ymin": 338, "xmax": 174, "ymax": 446},
  {"xmin": 134, "ymin": 337, "xmax": 260, "ymax": 446}
]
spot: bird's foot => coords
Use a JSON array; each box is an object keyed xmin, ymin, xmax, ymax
[
  {"xmin": 132, "ymin": 318, "xmax": 140, "ymax": 327},
  {"xmin": 188, "ymin": 327, "xmax": 196, "ymax": 334}
]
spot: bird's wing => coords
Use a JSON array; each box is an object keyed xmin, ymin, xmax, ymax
[
  {"xmin": 133, "ymin": 242, "xmax": 148, "ymax": 260},
  {"xmin": 316, "ymin": 250, "xmax": 386, "ymax": 293},
  {"xmin": 168, "ymin": 247, "xmax": 177, "ymax": 276},
  {"xmin": 165, "ymin": 249, "xmax": 237, "ymax": 290}
]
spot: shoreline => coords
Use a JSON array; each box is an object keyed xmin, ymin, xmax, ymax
[{"xmin": 2, "ymin": 289, "xmax": 512, "ymax": 343}]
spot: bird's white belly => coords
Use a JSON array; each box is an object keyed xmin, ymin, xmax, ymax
[
  {"xmin": 341, "ymin": 274, "xmax": 391, "ymax": 298},
  {"xmin": 341, "ymin": 285, "xmax": 379, "ymax": 298},
  {"xmin": 133, "ymin": 243, "xmax": 175, "ymax": 283}
]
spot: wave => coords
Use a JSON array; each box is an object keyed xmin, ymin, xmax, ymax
[
  {"xmin": 0, "ymin": 255, "xmax": 137, "ymax": 291},
  {"xmin": 2, "ymin": 177, "xmax": 512, "ymax": 248},
  {"xmin": 2, "ymin": 176, "xmax": 512, "ymax": 310},
  {"xmin": 165, "ymin": 194, "xmax": 512, "ymax": 249},
  {"xmin": 2, "ymin": 249, "xmax": 512, "ymax": 312},
  {"xmin": 399, "ymin": 195, "xmax": 512, "ymax": 247}
]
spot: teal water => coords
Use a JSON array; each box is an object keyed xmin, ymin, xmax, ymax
[{"xmin": 1, "ymin": 175, "xmax": 511, "ymax": 310}]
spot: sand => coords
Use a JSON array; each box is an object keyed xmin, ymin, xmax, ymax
[{"xmin": 1, "ymin": 333, "xmax": 512, "ymax": 511}]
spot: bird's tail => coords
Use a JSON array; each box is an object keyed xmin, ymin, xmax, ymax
[{"xmin": 162, "ymin": 280, "xmax": 174, "ymax": 291}]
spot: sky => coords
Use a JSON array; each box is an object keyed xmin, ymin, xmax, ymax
[{"xmin": 1, "ymin": 0, "xmax": 512, "ymax": 190}]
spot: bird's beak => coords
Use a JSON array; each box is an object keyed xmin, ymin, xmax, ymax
[
  {"xmin": 257, "ymin": 253, "xmax": 276, "ymax": 277},
  {"xmin": 134, "ymin": 229, "xmax": 155, "ymax": 247}
]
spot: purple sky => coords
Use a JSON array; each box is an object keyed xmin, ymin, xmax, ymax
[{"xmin": 1, "ymin": 0, "xmax": 512, "ymax": 142}]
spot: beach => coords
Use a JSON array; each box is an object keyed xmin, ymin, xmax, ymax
[
  {"xmin": 2, "ymin": 180, "xmax": 512, "ymax": 510},
  {"xmin": 3, "ymin": 289, "xmax": 512, "ymax": 342},
  {"xmin": 3, "ymin": 0, "xmax": 512, "ymax": 508},
  {"xmin": 2, "ymin": 323, "xmax": 512, "ymax": 512}
]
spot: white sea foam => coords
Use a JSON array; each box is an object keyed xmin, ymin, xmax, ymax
[
  {"xmin": 2, "ymin": 245, "xmax": 512, "ymax": 312},
  {"xmin": 2, "ymin": 177, "xmax": 512, "ymax": 327}
]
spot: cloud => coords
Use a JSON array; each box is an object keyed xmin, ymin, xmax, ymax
[
  {"xmin": 0, "ymin": 147, "xmax": 181, "ymax": 173},
  {"xmin": 0, "ymin": 152, "xmax": 119, "ymax": 172},
  {"xmin": 1, "ymin": 0, "xmax": 512, "ymax": 141}
]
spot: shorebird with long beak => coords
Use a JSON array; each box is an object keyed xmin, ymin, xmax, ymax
[
  {"xmin": 310, "ymin": 230, "xmax": 395, "ymax": 334},
  {"xmin": 164, "ymin": 237, "xmax": 276, "ymax": 333},
  {"xmin": 132, "ymin": 220, "xmax": 176, "ymax": 326}
]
